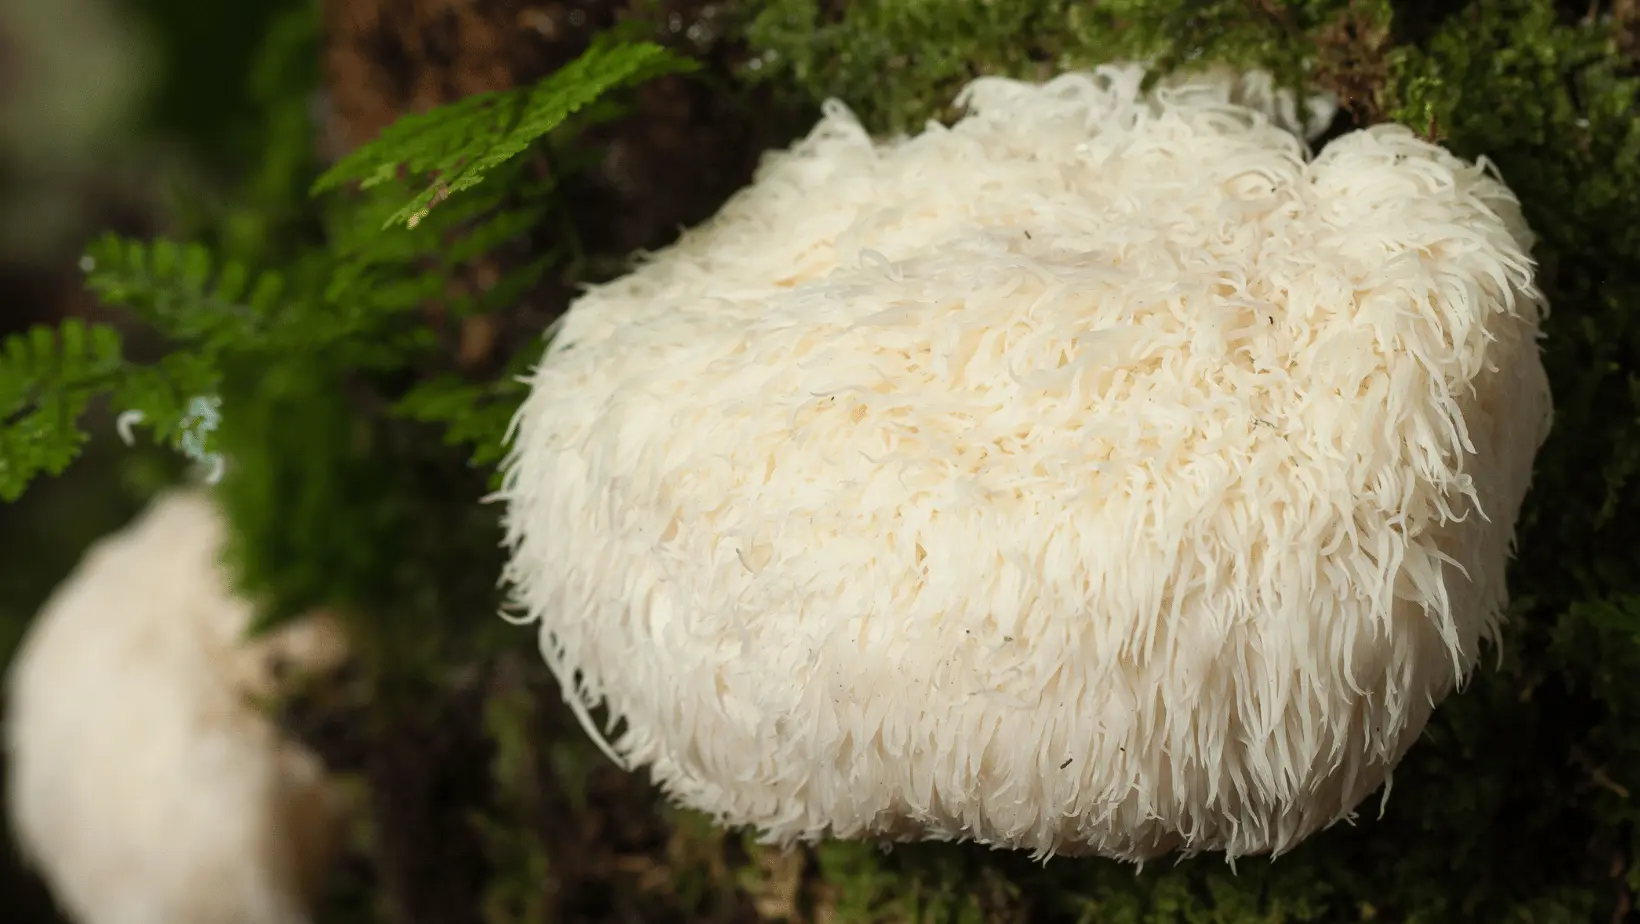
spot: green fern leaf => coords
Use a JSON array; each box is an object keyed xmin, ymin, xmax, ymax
[
  {"xmin": 83, "ymin": 233, "xmax": 432, "ymax": 363},
  {"xmin": 110, "ymin": 352, "xmax": 224, "ymax": 451},
  {"xmin": 394, "ymin": 371, "xmax": 527, "ymax": 478},
  {"xmin": 81, "ymin": 234, "xmax": 272, "ymax": 349},
  {"xmin": 312, "ymin": 39, "xmax": 696, "ymax": 229},
  {"xmin": 0, "ymin": 320, "xmax": 126, "ymax": 502}
]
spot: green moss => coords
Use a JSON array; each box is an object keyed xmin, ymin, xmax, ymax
[
  {"xmin": 477, "ymin": 674, "xmax": 554, "ymax": 924},
  {"xmin": 809, "ymin": 842, "xmax": 1018, "ymax": 924},
  {"xmin": 741, "ymin": 0, "xmax": 1383, "ymax": 133}
]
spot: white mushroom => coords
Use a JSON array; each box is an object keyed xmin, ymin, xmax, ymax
[
  {"xmin": 498, "ymin": 65, "xmax": 1553, "ymax": 861},
  {"xmin": 5, "ymin": 489, "xmax": 351, "ymax": 924}
]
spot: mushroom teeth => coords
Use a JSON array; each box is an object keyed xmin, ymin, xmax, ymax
[{"xmin": 498, "ymin": 64, "xmax": 1552, "ymax": 862}]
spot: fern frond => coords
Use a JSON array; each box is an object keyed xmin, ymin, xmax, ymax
[
  {"xmin": 453, "ymin": 256, "xmax": 556, "ymax": 320},
  {"xmin": 82, "ymin": 233, "xmax": 435, "ymax": 362},
  {"xmin": 81, "ymin": 235, "xmax": 280, "ymax": 350},
  {"xmin": 312, "ymin": 38, "xmax": 696, "ymax": 229},
  {"xmin": 0, "ymin": 307, "xmax": 248, "ymax": 502},
  {"xmin": 0, "ymin": 320, "xmax": 125, "ymax": 501},
  {"xmin": 394, "ymin": 371, "xmax": 527, "ymax": 480},
  {"xmin": 324, "ymin": 166, "xmax": 524, "ymax": 259},
  {"xmin": 7, "ymin": 28, "xmax": 588, "ymax": 502},
  {"xmin": 109, "ymin": 352, "xmax": 225, "ymax": 450}
]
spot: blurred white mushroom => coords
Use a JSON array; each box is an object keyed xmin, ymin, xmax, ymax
[{"xmin": 5, "ymin": 489, "xmax": 351, "ymax": 924}]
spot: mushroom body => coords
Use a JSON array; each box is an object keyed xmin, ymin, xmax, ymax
[
  {"xmin": 499, "ymin": 66, "xmax": 1553, "ymax": 860},
  {"xmin": 4, "ymin": 490, "xmax": 350, "ymax": 924}
]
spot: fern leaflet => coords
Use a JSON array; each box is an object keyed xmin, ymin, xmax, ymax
[
  {"xmin": 0, "ymin": 321, "xmax": 125, "ymax": 501},
  {"xmin": 312, "ymin": 38, "xmax": 696, "ymax": 229},
  {"xmin": 394, "ymin": 370, "xmax": 528, "ymax": 482}
]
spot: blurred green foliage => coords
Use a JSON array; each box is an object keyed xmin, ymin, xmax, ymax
[
  {"xmin": 2, "ymin": 10, "xmax": 724, "ymax": 923},
  {"xmin": 124, "ymin": 0, "xmax": 303, "ymax": 167},
  {"xmin": 0, "ymin": 2, "xmax": 306, "ymax": 693}
]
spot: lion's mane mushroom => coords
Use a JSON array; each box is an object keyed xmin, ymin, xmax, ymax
[
  {"xmin": 5, "ymin": 489, "xmax": 352, "ymax": 924},
  {"xmin": 498, "ymin": 65, "xmax": 1552, "ymax": 861}
]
